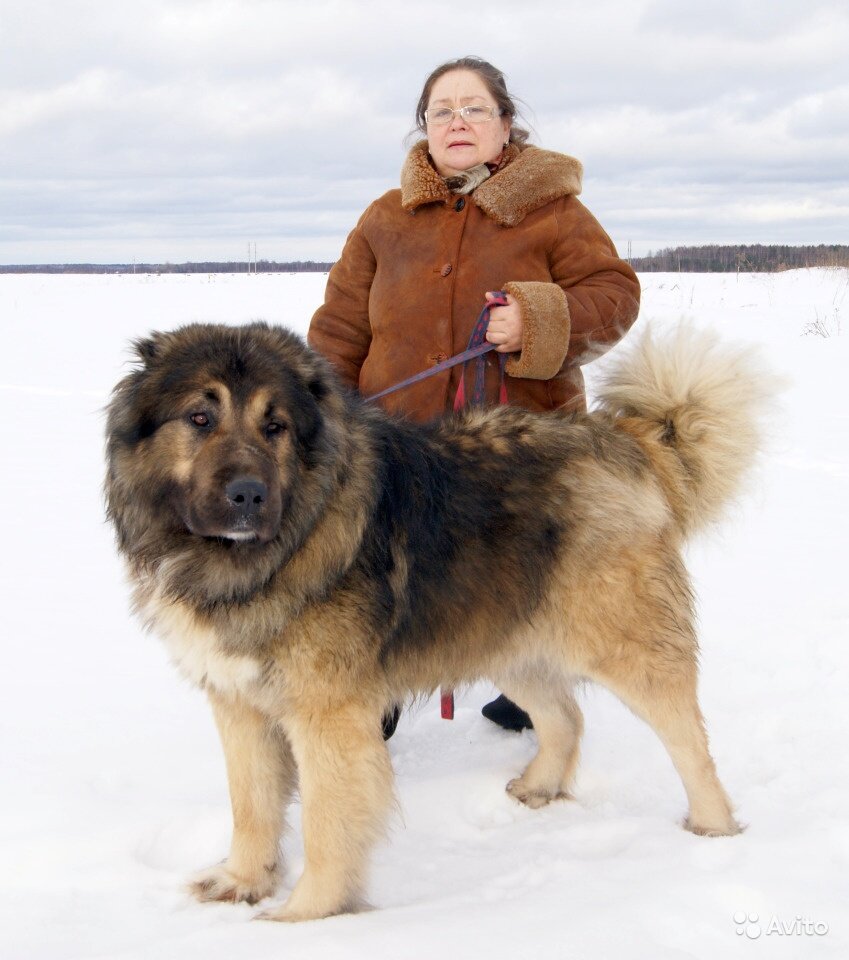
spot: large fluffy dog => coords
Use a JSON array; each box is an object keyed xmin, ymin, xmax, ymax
[{"xmin": 105, "ymin": 322, "xmax": 771, "ymax": 921}]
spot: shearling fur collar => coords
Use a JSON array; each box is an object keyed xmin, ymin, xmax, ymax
[{"xmin": 400, "ymin": 140, "xmax": 583, "ymax": 227}]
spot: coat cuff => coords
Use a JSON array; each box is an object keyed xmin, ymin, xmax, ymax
[{"xmin": 502, "ymin": 281, "xmax": 571, "ymax": 379}]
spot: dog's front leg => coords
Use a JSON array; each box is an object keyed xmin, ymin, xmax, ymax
[
  {"xmin": 260, "ymin": 701, "xmax": 393, "ymax": 922},
  {"xmin": 190, "ymin": 690, "xmax": 295, "ymax": 905}
]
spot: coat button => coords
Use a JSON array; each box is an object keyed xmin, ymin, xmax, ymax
[
  {"xmin": 440, "ymin": 263, "xmax": 452, "ymax": 277},
  {"xmin": 454, "ymin": 197, "xmax": 465, "ymax": 212}
]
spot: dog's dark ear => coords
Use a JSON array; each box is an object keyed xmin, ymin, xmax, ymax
[
  {"xmin": 307, "ymin": 375, "xmax": 328, "ymax": 402},
  {"xmin": 290, "ymin": 391, "xmax": 324, "ymax": 464},
  {"xmin": 283, "ymin": 369, "xmax": 328, "ymax": 470},
  {"xmin": 132, "ymin": 332, "xmax": 167, "ymax": 366},
  {"xmin": 106, "ymin": 375, "xmax": 160, "ymax": 446}
]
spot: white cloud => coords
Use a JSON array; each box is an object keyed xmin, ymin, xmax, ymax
[{"xmin": 0, "ymin": 0, "xmax": 847, "ymax": 262}]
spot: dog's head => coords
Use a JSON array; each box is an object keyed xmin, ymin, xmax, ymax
[{"xmin": 105, "ymin": 322, "xmax": 342, "ymax": 585}]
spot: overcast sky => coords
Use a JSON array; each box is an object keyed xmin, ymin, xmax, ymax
[{"xmin": 1, "ymin": 0, "xmax": 847, "ymax": 263}]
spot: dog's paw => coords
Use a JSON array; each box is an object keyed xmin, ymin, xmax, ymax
[
  {"xmin": 255, "ymin": 899, "xmax": 354, "ymax": 923},
  {"xmin": 684, "ymin": 816, "xmax": 744, "ymax": 838},
  {"xmin": 255, "ymin": 905, "xmax": 314, "ymax": 923},
  {"xmin": 506, "ymin": 777, "xmax": 569, "ymax": 809},
  {"xmin": 189, "ymin": 862, "xmax": 279, "ymax": 906},
  {"xmin": 255, "ymin": 884, "xmax": 364, "ymax": 922}
]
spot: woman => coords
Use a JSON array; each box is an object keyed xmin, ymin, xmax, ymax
[{"xmin": 308, "ymin": 56, "xmax": 640, "ymax": 734}]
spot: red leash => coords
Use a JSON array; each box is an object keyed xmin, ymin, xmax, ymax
[{"xmin": 366, "ymin": 294, "xmax": 511, "ymax": 721}]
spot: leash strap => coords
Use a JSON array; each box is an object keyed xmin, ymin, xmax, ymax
[
  {"xmin": 440, "ymin": 690, "xmax": 455, "ymax": 720},
  {"xmin": 367, "ymin": 342, "xmax": 496, "ymax": 403},
  {"xmin": 452, "ymin": 293, "xmax": 510, "ymax": 411},
  {"xmin": 366, "ymin": 293, "xmax": 510, "ymax": 406},
  {"xmin": 443, "ymin": 292, "xmax": 510, "ymax": 719}
]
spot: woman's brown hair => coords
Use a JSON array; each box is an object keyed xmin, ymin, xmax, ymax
[{"xmin": 414, "ymin": 56, "xmax": 530, "ymax": 146}]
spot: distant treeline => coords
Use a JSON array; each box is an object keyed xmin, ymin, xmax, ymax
[
  {"xmin": 0, "ymin": 260, "xmax": 334, "ymax": 275},
  {"xmin": 3, "ymin": 246, "xmax": 848, "ymax": 274},
  {"xmin": 630, "ymin": 244, "xmax": 849, "ymax": 272}
]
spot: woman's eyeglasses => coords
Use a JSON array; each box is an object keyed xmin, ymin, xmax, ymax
[{"xmin": 425, "ymin": 105, "xmax": 502, "ymax": 125}]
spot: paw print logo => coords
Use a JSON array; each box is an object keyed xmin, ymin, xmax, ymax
[{"xmin": 734, "ymin": 912, "xmax": 762, "ymax": 939}]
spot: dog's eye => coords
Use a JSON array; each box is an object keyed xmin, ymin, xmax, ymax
[
  {"xmin": 190, "ymin": 412, "xmax": 211, "ymax": 428},
  {"xmin": 265, "ymin": 421, "xmax": 286, "ymax": 439}
]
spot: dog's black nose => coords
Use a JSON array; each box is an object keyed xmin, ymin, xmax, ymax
[{"xmin": 225, "ymin": 477, "xmax": 268, "ymax": 517}]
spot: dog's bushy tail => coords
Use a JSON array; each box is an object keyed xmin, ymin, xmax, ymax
[{"xmin": 594, "ymin": 325, "xmax": 779, "ymax": 538}]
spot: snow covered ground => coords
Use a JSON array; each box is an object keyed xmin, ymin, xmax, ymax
[{"xmin": 1, "ymin": 269, "xmax": 846, "ymax": 959}]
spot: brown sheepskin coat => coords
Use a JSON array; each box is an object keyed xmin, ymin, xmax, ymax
[{"xmin": 308, "ymin": 141, "xmax": 640, "ymax": 421}]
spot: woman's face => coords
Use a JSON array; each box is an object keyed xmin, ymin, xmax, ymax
[{"xmin": 425, "ymin": 69, "xmax": 511, "ymax": 177}]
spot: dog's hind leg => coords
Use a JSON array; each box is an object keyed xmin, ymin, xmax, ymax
[
  {"xmin": 498, "ymin": 670, "xmax": 584, "ymax": 809},
  {"xmin": 583, "ymin": 638, "xmax": 741, "ymax": 837},
  {"xmin": 260, "ymin": 699, "xmax": 394, "ymax": 922},
  {"xmin": 190, "ymin": 690, "xmax": 295, "ymax": 905}
]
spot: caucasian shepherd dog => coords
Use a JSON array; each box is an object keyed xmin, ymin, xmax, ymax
[{"xmin": 105, "ymin": 321, "xmax": 771, "ymax": 921}]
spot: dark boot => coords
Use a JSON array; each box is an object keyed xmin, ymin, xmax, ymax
[
  {"xmin": 481, "ymin": 694, "xmax": 533, "ymax": 732},
  {"xmin": 381, "ymin": 703, "xmax": 401, "ymax": 740}
]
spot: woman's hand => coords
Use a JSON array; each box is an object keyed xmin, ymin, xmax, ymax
[{"xmin": 484, "ymin": 292, "xmax": 523, "ymax": 353}]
